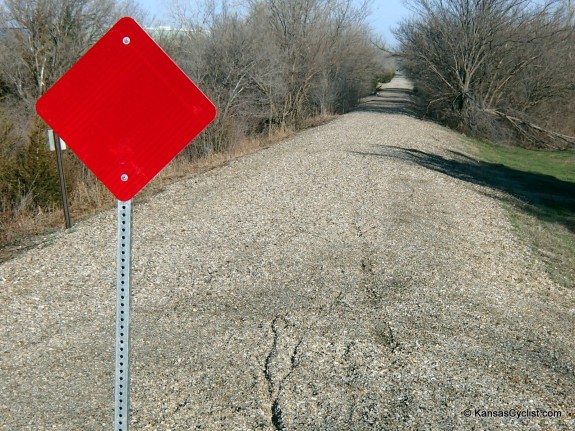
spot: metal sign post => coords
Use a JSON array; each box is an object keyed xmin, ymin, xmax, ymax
[
  {"xmin": 114, "ymin": 200, "xmax": 132, "ymax": 431},
  {"xmin": 47, "ymin": 129, "xmax": 72, "ymax": 229}
]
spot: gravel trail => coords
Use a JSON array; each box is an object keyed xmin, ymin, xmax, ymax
[{"xmin": 1, "ymin": 76, "xmax": 574, "ymax": 430}]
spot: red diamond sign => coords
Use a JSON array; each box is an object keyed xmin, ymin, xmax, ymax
[{"xmin": 36, "ymin": 17, "xmax": 216, "ymax": 201}]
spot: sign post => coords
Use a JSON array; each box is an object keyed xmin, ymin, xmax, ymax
[
  {"xmin": 47, "ymin": 129, "xmax": 72, "ymax": 229},
  {"xmin": 115, "ymin": 200, "xmax": 132, "ymax": 431},
  {"xmin": 35, "ymin": 17, "xmax": 216, "ymax": 429}
]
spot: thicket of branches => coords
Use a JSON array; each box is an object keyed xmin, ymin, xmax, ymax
[
  {"xmin": 396, "ymin": 0, "xmax": 575, "ymax": 149},
  {"xmin": 160, "ymin": 0, "xmax": 387, "ymax": 155},
  {"xmin": 0, "ymin": 0, "xmax": 389, "ymax": 239}
]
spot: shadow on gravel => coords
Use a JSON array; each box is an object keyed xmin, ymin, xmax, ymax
[
  {"xmin": 355, "ymin": 89, "xmax": 425, "ymax": 118},
  {"xmin": 355, "ymin": 146, "xmax": 575, "ymax": 234}
]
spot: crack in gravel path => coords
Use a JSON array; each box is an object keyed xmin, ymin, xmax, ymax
[
  {"xmin": 264, "ymin": 316, "xmax": 292, "ymax": 431},
  {"xmin": 1, "ymin": 76, "xmax": 574, "ymax": 430}
]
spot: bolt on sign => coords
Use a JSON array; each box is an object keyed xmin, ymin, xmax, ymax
[{"xmin": 36, "ymin": 17, "xmax": 216, "ymax": 431}]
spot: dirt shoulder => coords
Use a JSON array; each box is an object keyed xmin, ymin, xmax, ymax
[{"xmin": 1, "ymin": 77, "xmax": 574, "ymax": 430}]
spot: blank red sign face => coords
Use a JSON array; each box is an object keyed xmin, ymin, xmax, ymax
[{"xmin": 36, "ymin": 17, "xmax": 216, "ymax": 201}]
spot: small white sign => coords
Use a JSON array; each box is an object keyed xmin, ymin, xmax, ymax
[{"xmin": 47, "ymin": 129, "xmax": 67, "ymax": 151}]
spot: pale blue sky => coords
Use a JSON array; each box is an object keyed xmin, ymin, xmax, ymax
[{"xmin": 135, "ymin": 0, "xmax": 411, "ymax": 47}]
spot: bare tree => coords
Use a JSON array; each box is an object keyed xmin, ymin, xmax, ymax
[
  {"xmin": 396, "ymin": 0, "xmax": 575, "ymax": 147},
  {"xmin": 0, "ymin": 0, "xmax": 145, "ymax": 105},
  {"xmin": 169, "ymin": 0, "xmax": 382, "ymax": 142},
  {"xmin": 247, "ymin": 0, "xmax": 379, "ymax": 126}
]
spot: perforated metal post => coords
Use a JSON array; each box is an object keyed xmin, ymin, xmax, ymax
[{"xmin": 115, "ymin": 200, "xmax": 132, "ymax": 431}]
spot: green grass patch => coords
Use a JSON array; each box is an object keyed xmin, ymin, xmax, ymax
[
  {"xmin": 471, "ymin": 139, "xmax": 575, "ymax": 182},
  {"xmin": 465, "ymin": 138, "xmax": 575, "ymax": 289}
]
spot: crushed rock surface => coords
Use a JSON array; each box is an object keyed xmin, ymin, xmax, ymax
[{"xmin": 1, "ymin": 76, "xmax": 574, "ymax": 430}]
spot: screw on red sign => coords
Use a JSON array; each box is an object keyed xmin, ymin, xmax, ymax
[{"xmin": 36, "ymin": 17, "xmax": 216, "ymax": 201}]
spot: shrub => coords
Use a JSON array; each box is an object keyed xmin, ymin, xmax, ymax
[{"xmin": 0, "ymin": 116, "xmax": 61, "ymax": 216}]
